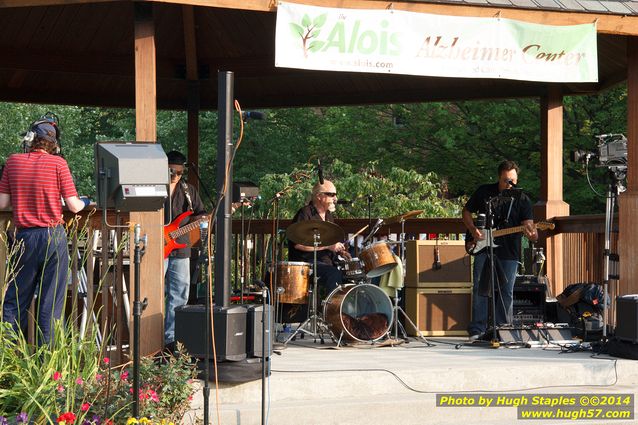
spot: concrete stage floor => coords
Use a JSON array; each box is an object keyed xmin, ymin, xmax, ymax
[{"xmin": 183, "ymin": 335, "xmax": 638, "ymax": 425}]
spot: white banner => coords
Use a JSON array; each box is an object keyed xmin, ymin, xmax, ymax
[{"xmin": 275, "ymin": 2, "xmax": 598, "ymax": 82}]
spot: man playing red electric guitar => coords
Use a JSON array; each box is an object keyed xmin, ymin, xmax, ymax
[{"xmin": 163, "ymin": 151, "xmax": 207, "ymax": 352}]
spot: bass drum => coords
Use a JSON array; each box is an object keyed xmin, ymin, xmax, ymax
[{"xmin": 323, "ymin": 284, "xmax": 393, "ymax": 342}]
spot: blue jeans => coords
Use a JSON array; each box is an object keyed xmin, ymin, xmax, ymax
[
  {"xmin": 3, "ymin": 226, "xmax": 68, "ymax": 345},
  {"xmin": 468, "ymin": 252, "xmax": 518, "ymax": 336},
  {"xmin": 164, "ymin": 256, "xmax": 191, "ymax": 344}
]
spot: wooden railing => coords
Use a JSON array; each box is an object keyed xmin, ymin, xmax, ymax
[{"xmin": 1, "ymin": 210, "xmax": 616, "ymax": 354}]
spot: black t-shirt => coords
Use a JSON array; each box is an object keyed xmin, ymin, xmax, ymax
[
  {"xmin": 164, "ymin": 181, "xmax": 207, "ymax": 258},
  {"xmin": 465, "ymin": 182, "xmax": 533, "ymax": 260},
  {"xmin": 287, "ymin": 202, "xmax": 336, "ymax": 266}
]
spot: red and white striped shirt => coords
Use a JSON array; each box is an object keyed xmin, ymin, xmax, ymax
[{"xmin": 0, "ymin": 152, "xmax": 78, "ymax": 228}]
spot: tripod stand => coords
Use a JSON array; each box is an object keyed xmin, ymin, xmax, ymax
[
  {"xmin": 283, "ymin": 219, "xmax": 344, "ymax": 344},
  {"xmin": 602, "ymin": 167, "xmax": 625, "ymax": 338},
  {"xmin": 388, "ymin": 216, "xmax": 432, "ymax": 346},
  {"xmin": 284, "ymin": 229, "xmax": 332, "ymax": 344}
]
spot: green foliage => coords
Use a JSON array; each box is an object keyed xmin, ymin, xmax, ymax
[
  {"xmin": 0, "ymin": 216, "xmax": 197, "ymax": 423},
  {"xmin": 253, "ymin": 159, "xmax": 462, "ymax": 219},
  {"xmin": 0, "ymin": 85, "xmax": 628, "ymax": 216}
]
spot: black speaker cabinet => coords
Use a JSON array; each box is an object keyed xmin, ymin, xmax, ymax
[
  {"xmin": 616, "ymin": 295, "xmax": 638, "ymax": 343},
  {"xmin": 405, "ymin": 240, "xmax": 471, "ymax": 286},
  {"xmin": 244, "ymin": 304, "xmax": 273, "ymax": 358},
  {"xmin": 175, "ymin": 305, "xmax": 247, "ymax": 361}
]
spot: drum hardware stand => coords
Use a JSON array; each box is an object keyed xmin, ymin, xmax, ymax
[
  {"xmin": 388, "ymin": 217, "xmax": 433, "ymax": 346},
  {"xmin": 284, "ymin": 229, "xmax": 333, "ymax": 345}
]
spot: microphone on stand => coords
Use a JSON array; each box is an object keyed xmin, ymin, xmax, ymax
[
  {"xmin": 336, "ymin": 199, "xmax": 353, "ymax": 205},
  {"xmin": 242, "ymin": 111, "xmax": 266, "ymax": 122},
  {"xmin": 433, "ymin": 246, "xmax": 442, "ymax": 270},
  {"xmin": 200, "ymin": 220, "xmax": 209, "ymax": 247},
  {"xmin": 318, "ymin": 159, "xmax": 324, "ymax": 184}
]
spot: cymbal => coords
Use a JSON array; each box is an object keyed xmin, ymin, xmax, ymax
[
  {"xmin": 286, "ymin": 220, "xmax": 345, "ymax": 247},
  {"xmin": 384, "ymin": 209, "xmax": 424, "ymax": 225}
]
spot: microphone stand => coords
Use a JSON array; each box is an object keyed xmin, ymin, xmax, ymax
[
  {"xmin": 132, "ymin": 224, "xmax": 147, "ymax": 418},
  {"xmin": 188, "ymin": 162, "xmax": 216, "ymax": 207},
  {"xmin": 367, "ymin": 194, "xmax": 373, "ymax": 228},
  {"xmin": 260, "ymin": 285, "xmax": 269, "ymax": 425},
  {"xmin": 199, "ymin": 221, "xmax": 211, "ymax": 425},
  {"xmin": 485, "ymin": 198, "xmax": 500, "ymax": 347}
]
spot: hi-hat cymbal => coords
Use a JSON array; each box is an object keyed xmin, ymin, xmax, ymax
[
  {"xmin": 384, "ymin": 209, "xmax": 424, "ymax": 225},
  {"xmin": 286, "ymin": 220, "xmax": 345, "ymax": 247}
]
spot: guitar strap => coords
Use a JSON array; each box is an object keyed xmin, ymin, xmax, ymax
[{"xmin": 181, "ymin": 180, "xmax": 194, "ymax": 212}]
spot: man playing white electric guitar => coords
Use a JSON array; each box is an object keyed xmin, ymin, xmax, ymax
[{"xmin": 462, "ymin": 160, "xmax": 538, "ymax": 342}]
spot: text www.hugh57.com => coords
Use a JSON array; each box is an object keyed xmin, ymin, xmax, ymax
[{"xmin": 519, "ymin": 407, "xmax": 632, "ymax": 420}]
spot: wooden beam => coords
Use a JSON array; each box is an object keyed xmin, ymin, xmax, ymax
[
  {"xmin": 534, "ymin": 85, "xmax": 569, "ymax": 295},
  {"xmin": 148, "ymin": 0, "xmax": 638, "ymax": 36},
  {"xmin": 183, "ymin": 5, "xmax": 201, "ymax": 189},
  {"xmin": 619, "ymin": 36, "xmax": 638, "ymax": 295},
  {"xmin": 0, "ymin": 0, "xmax": 116, "ymax": 7},
  {"xmin": 132, "ymin": 1, "xmax": 164, "ymax": 356}
]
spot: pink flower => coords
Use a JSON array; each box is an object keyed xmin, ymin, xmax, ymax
[
  {"xmin": 57, "ymin": 385, "xmax": 65, "ymax": 393},
  {"xmin": 147, "ymin": 389, "xmax": 159, "ymax": 402},
  {"xmin": 103, "ymin": 357, "xmax": 110, "ymax": 365},
  {"xmin": 120, "ymin": 370, "xmax": 129, "ymax": 381},
  {"xmin": 52, "ymin": 371, "xmax": 61, "ymax": 381},
  {"xmin": 75, "ymin": 377, "xmax": 83, "ymax": 385},
  {"xmin": 80, "ymin": 402, "xmax": 91, "ymax": 412},
  {"xmin": 95, "ymin": 373, "xmax": 103, "ymax": 381}
]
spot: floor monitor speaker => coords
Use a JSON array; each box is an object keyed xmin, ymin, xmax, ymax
[{"xmin": 175, "ymin": 304, "xmax": 247, "ymax": 361}]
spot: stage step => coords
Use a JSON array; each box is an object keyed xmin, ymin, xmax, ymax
[{"xmin": 184, "ymin": 338, "xmax": 638, "ymax": 424}]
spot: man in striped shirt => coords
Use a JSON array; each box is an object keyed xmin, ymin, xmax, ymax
[{"xmin": 0, "ymin": 118, "xmax": 88, "ymax": 345}]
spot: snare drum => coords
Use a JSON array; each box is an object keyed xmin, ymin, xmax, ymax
[
  {"xmin": 359, "ymin": 242, "xmax": 398, "ymax": 277},
  {"xmin": 323, "ymin": 283, "xmax": 393, "ymax": 342},
  {"xmin": 340, "ymin": 257, "xmax": 366, "ymax": 281},
  {"xmin": 276, "ymin": 261, "xmax": 311, "ymax": 304}
]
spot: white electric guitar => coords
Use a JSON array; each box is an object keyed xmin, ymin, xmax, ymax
[{"xmin": 465, "ymin": 221, "xmax": 555, "ymax": 256}]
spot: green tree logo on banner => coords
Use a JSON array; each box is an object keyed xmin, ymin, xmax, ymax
[{"xmin": 289, "ymin": 13, "xmax": 327, "ymax": 58}]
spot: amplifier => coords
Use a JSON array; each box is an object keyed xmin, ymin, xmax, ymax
[
  {"xmin": 513, "ymin": 279, "xmax": 546, "ymax": 325},
  {"xmin": 405, "ymin": 240, "xmax": 471, "ymax": 286},
  {"xmin": 405, "ymin": 285, "xmax": 472, "ymax": 336},
  {"xmin": 244, "ymin": 304, "xmax": 273, "ymax": 358},
  {"xmin": 175, "ymin": 305, "xmax": 247, "ymax": 361},
  {"xmin": 615, "ymin": 295, "xmax": 638, "ymax": 343}
]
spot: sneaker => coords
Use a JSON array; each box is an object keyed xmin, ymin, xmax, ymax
[{"xmin": 468, "ymin": 333, "xmax": 482, "ymax": 342}]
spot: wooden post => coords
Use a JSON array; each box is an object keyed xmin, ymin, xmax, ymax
[
  {"xmin": 619, "ymin": 37, "xmax": 638, "ymax": 295},
  {"xmin": 132, "ymin": 2, "xmax": 164, "ymax": 356},
  {"xmin": 534, "ymin": 85, "xmax": 570, "ymax": 296},
  {"xmin": 183, "ymin": 5, "xmax": 200, "ymax": 190}
]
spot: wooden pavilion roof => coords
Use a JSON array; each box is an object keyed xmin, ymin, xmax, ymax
[{"xmin": 0, "ymin": 0, "xmax": 636, "ymax": 110}]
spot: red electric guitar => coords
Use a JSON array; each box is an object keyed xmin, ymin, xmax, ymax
[{"xmin": 163, "ymin": 211, "xmax": 209, "ymax": 259}]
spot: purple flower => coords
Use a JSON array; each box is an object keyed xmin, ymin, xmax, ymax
[
  {"xmin": 16, "ymin": 413, "xmax": 29, "ymax": 423},
  {"xmin": 0, "ymin": 416, "xmax": 8, "ymax": 425}
]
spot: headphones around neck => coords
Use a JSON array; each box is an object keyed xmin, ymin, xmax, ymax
[{"xmin": 23, "ymin": 112, "xmax": 61, "ymax": 154}]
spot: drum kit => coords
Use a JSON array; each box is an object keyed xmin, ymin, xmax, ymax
[{"xmin": 276, "ymin": 210, "xmax": 431, "ymax": 346}]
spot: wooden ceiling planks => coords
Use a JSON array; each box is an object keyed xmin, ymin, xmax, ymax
[{"xmin": 0, "ymin": 1, "xmax": 631, "ymax": 109}]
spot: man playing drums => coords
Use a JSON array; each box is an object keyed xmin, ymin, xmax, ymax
[{"xmin": 287, "ymin": 180, "xmax": 348, "ymax": 296}]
